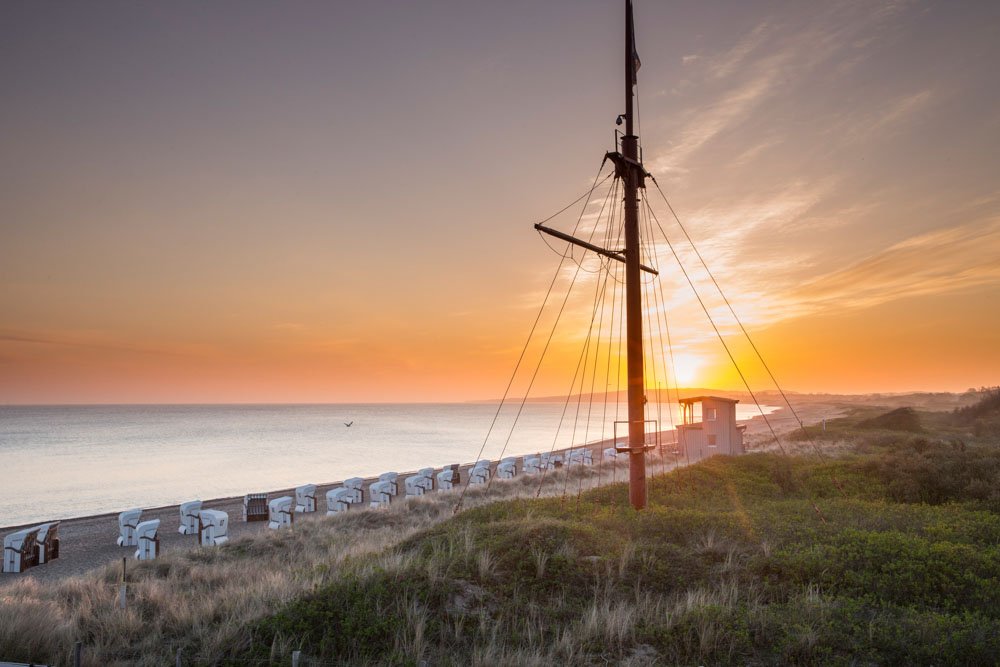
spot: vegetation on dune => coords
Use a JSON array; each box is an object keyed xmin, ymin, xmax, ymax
[
  {"xmin": 856, "ymin": 406, "xmax": 923, "ymax": 432},
  {"xmin": 952, "ymin": 386, "xmax": 1000, "ymax": 436},
  {"xmin": 243, "ymin": 439, "xmax": 1000, "ymax": 665},
  {"xmin": 4, "ymin": 402, "xmax": 1000, "ymax": 665}
]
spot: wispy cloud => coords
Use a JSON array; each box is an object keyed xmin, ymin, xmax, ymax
[{"xmin": 792, "ymin": 216, "xmax": 1000, "ymax": 311}]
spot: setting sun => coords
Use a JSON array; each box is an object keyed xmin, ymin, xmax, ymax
[{"xmin": 670, "ymin": 353, "xmax": 702, "ymax": 387}]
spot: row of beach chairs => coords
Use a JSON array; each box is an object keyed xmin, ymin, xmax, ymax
[
  {"xmin": 2, "ymin": 522, "xmax": 60, "ymax": 574},
  {"xmin": 115, "ymin": 502, "xmax": 231, "ymax": 561},
  {"xmin": 5, "ymin": 448, "xmax": 612, "ymax": 570}
]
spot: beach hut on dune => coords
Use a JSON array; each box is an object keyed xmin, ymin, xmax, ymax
[{"xmin": 677, "ymin": 396, "xmax": 746, "ymax": 462}]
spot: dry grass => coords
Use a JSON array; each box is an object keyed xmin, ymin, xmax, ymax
[{"xmin": 0, "ymin": 461, "xmax": 628, "ymax": 666}]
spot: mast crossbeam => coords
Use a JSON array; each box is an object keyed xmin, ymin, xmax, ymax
[{"xmin": 534, "ymin": 223, "xmax": 658, "ymax": 276}]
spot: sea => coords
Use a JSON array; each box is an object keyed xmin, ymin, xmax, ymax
[{"xmin": 0, "ymin": 402, "xmax": 776, "ymax": 527}]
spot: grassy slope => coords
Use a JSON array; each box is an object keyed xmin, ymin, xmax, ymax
[{"xmin": 242, "ymin": 430, "xmax": 1000, "ymax": 665}]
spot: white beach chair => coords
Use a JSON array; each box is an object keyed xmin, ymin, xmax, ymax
[
  {"xmin": 603, "ymin": 447, "xmax": 618, "ymax": 461},
  {"xmin": 405, "ymin": 474, "xmax": 427, "ymax": 497},
  {"xmin": 178, "ymin": 500, "xmax": 202, "ymax": 535},
  {"xmin": 326, "ymin": 487, "xmax": 354, "ymax": 514},
  {"xmin": 418, "ymin": 467, "xmax": 436, "ymax": 491},
  {"xmin": 469, "ymin": 463, "xmax": 489, "ymax": 485},
  {"xmin": 268, "ymin": 496, "xmax": 295, "ymax": 529},
  {"xmin": 3, "ymin": 527, "xmax": 40, "ymax": 573},
  {"xmin": 568, "ymin": 449, "xmax": 591, "ymax": 466},
  {"xmin": 437, "ymin": 469, "xmax": 456, "ymax": 490},
  {"xmin": 295, "ymin": 484, "xmax": 317, "ymax": 513},
  {"xmin": 522, "ymin": 456, "xmax": 541, "ymax": 475},
  {"xmin": 378, "ymin": 472, "xmax": 399, "ymax": 496},
  {"xmin": 199, "ymin": 509, "xmax": 229, "ymax": 546},
  {"xmin": 497, "ymin": 457, "xmax": 517, "ymax": 479},
  {"xmin": 344, "ymin": 477, "xmax": 364, "ymax": 504},
  {"xmin": 117, "ymin": 508, "xmax": 143, "ymax": 547},
  {"xmin": 369, "ymin": 480, "xmax": 394, "ymax": 508},
  {"xmin": 34, "ymin": 522, "xmax": 60, "ymax": 564},
  {"xmin": 134, "ymin": 519, "xmax": 160, "ymax": 560}
]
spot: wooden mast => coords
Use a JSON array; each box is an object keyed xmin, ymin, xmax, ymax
[
  {"xmin": 621, "ymin": 0, "xmax": 647, "ymax": 510},
  {"xmin": 534, "ymin": 0, "xmax": 650, "ymax": 510}
]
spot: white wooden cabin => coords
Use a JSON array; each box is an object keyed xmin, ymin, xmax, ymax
[{"xmin": 677, "ymin": 396, "xmax": 746, "ymax": 462}]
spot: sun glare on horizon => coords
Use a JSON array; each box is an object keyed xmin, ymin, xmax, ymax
[{"xmin": 669, "ymin": 353, "xmax": 702, "ymax": 387}]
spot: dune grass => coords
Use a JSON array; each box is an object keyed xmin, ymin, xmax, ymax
[{"xmin": 240, "ymin": 442, "xmax": 1000, "ymax": 666}]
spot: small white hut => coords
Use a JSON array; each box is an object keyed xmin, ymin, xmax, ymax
[{"xmin": 677, "ymin": 396, "xmax": 746, "ymax": 462}]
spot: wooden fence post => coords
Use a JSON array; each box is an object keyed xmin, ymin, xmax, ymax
[
  {"xmin": 291, "ymin": 649, "xmax": 301, "ymax": 667},
  {"xmin": 176, "ymin": 647, "xmax": 183, "ymax": 667},
  {"xmin": 119, "ymin": 557, "xmax": 127, "ymax": 610},
  {"xmin": 73, "ymin": 641, "xmax": 82, "ymax": 667}
]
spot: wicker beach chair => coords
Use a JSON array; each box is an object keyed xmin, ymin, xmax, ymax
[
  {"xmin": 134, "ymin": 519, "xmax": 160, "ymax": 560},
  {"xmin": 326, "ymin": 487, "xmax": 354, "ymax": 514},
  {"xmin": 498, "ymin": 457, "xmax": 517, "ymax": 479},
  {"xmin": 199, "ymin": 509, "xmax": 229, "ymax": 546},
  {"xmin": 418, "ymin": 467, "xmax": 436, "ymax": 491},
  {"xmin": 469, "ymin": 462, "xmax": 490, "ymax": 485},
  {"xmin": 344, "ymin": 477, "xmax": 365, "ymax": 504},
  {"xmin": 405, "ymin": 474, "xmax": 428, "ymax": 497},
  {"xmin": 178, "ymin": 500, "xmax": 202, "ymax": 535},
  {"xmin": 378, "ymin": 472, "xmax": 399, "ymax": 496},
  {"xmin": 294, "ymin": 484, "xmax": 317, "ymax": 513},
  {"xmin": 522, "ymin": 455, "xmax": 541, "ymax": 475},
  {"xmin": 267, "ymin": 496, "xmax": 294, "ymax": 529},
  {"xmin": 243, "ymin": 493, "xmax": 269, "ymax": 522},
  {"xmin": 117, "ymin": 508, "xmax": 142, "ymax": 547},
  {"xmin": 34, "ymin": 521, "xmax": 60, "ymax": 564},
  {"xmin": 369, "ymin": 481, "xmax": 394, "ymax": 508},
  {"xmin": 436, "ymin": 469, "xmax": 456, "ymax": 490},
  {"xmin": 3, "ymin": 527, "xmax": 40, "ymax": 573}
]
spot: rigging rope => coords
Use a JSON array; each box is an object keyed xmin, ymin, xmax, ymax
[
  {"xmin": 476, "ymin": 171, "xmax": 619, "ymax": 502},
  {"xmin": 453, "ymin": 161, "xmax": 610, "ymax": 513},
  {"xmin": 643, "ymin": 196, "xmax": 827, "ymax": 523},
  {"xmin": 648, "ymin": 176, "xmax": 845, "ymax": 493}
]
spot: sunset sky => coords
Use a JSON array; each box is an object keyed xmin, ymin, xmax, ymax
[{"xmin": 2, "ymin": 0, "xmax": 999, "ymax": 404}]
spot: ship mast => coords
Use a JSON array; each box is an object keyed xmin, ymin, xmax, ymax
[
  {"xmin": 620, "ymin": 0, "xmax": 647, "ymax": 510},
  {"xmin": 535, "ymin": 0, "xmax": 650, "ymax": 509}
]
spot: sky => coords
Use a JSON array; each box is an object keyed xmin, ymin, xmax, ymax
[{"xmin": 1, "ymin": 0, "xmax": 999, "ymax": 404}]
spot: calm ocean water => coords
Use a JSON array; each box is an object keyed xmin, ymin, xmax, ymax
[{"xmin": 0, "ymin": 402, "xmax": 774, "ymax": 527}]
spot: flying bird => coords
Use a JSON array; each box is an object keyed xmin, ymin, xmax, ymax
[{"xmin": 344, "ymin": 421, "xmax": 354, "ymax": 427}]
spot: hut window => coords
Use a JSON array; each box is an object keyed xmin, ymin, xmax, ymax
[{"xmin": 706, "ymin": 407, "xmax": 717, "ymax": 421}]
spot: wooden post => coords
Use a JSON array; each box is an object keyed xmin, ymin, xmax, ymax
[
  {"xmin": 119, "ymin": 557, "xmax": 127, "ymax": 610},
  {"xmin": 73, "ymin": 641, "xmax": 82, "ymax": 667},
  {"xmin": 176, "ymin": 647, "xmax": 183, "ymax": 667},
  {"xmin": 292, "ymin": 650, "xmax": 301, "ymax": 667}
]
